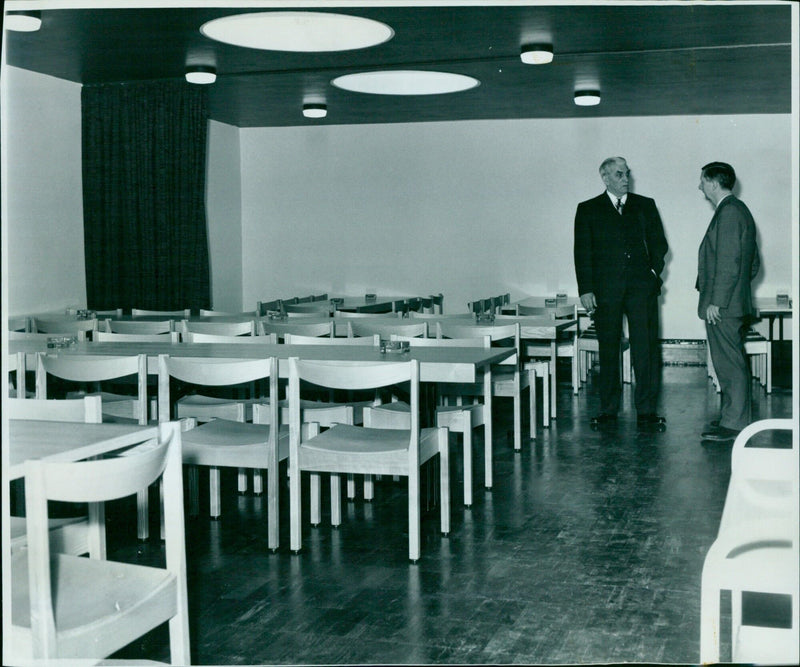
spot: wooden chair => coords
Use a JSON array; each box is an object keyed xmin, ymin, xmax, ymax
[
  {"xmin": 700, "ymin": 419, "xmax": 797, "ymax": 664},
  {"xmin": 181, "ymin": 318, "xmax": 256, "ymax": 336},
  {"xmin": 256, "ymin": 299, "xmax": 283, "ymax": 317},
  {"xmin": 516, "ymin": 303, "xmax": 580, "ymax": 407},
  {"xmin": 259, "ymin": 319, "xmax": 334, "ymax": 339},
  {"xmin": 745, "ymin": 328, "xmax": 772, "ymax": 393},
  {"xmin": 388, "ymin": 334, "xmax": 492, "ymax": 506},
  {"xmin": 36, "ymin": 353, "xmax": 152, "ymax": 540},
  {"xmin": 8, "ymin": 350, "xmax": 28, "ymax": 398},
  {"xmin": 467, "ymin": 298, "xmax": 493, "ymax": 316},
  {"xmin": 32, "ymin": 317, "xmax": 97, "ymax": 340},
  {"xmin": 347, "ymin": 320, "xmax": 427, "ymax": 340},
  {"xmin": 437, "ymin": 322, "xmax": 534, "ymax": 453},
  {"xmin": 7, "ymin": 421, "xmax": 190, "ymax": 664},
  {"xmin": 287, "ymin": 356, "xmax": 450, "ymax": 562},
  {"xmin": 158, "ymin": 355, "xmax": 285, "ymax": 550},
  {"xmin": 8, "ymin": 395, "xmax": 103, "ymax": 559},
  {"xmin": 430, "ymin": 293, "xmax": 444, "ymax": 314},
  {"xmin": 131, "ymin": 308, "xmax": 190, "ymax": 319},
  {"xmin": 103, "ymin": 318, "xmax": 174, "ymax": 334}
]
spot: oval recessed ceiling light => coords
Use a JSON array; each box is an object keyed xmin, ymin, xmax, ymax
[
  {"xmin": 520, "ymin": 44, "xmax": 553, "ymax": 65},
  {"xmin": 200, "ymin": 11, "xmax": 393, "ymax": 52},
  {"xmin": 332, "ymin": 71, "xmax": 480, "ymax": 96},
  {"xmin": 303, "ymin": 103, "xmax": 327, "ymax": 119},
  {"xmin": 185, "ymin": 66, "xmax": 216, "ymax": 85},
  {"xmin": 574, "ymin": 90, "xmax": 601, "ymax": 106}
]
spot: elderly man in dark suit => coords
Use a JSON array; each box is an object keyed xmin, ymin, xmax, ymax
[
  {"xmin": 574, "ymin": 156, "xmax": 669, "ymax": 430},
  {"xmin": 697, "ymin": 161, "xmax": 760, "ymax": 443}
]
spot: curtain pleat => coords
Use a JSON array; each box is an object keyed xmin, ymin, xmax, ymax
[{"xmin": 82, "ymin": 80, "xmax": 210, "ymax": 312}]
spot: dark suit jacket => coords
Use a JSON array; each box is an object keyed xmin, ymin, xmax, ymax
[
  {"xmin": 574, "ymin": 192, "xmax": 668, "ymax": 301},
  {"xmin": 696, "ymin": 194, "xmax": 760, "ymax": 319}
]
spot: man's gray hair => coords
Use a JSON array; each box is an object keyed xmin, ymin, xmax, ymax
[{"xmin": 599, "ymin": 156, "xmax": 626, "ymax": 176}]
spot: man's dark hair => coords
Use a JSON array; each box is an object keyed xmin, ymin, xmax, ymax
[{"xmin": 702, "ymin": 162, "xmax": 736, "ymax": 190}]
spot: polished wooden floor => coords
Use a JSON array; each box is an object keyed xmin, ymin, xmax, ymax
[{"xmin": 106, "ymin": 364, "xmax": 793, "ymax": 665}]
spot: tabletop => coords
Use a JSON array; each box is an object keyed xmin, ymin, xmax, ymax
[
  {"xmin": 9, "ymin": 340, "xmax": 515, "ymax": 384},
  {"xmin": 7, "ymin": 420, "xmax": 160, "ymax": 481}
]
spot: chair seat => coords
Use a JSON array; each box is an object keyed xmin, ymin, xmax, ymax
[
  {"xmin": 436, "ymin": 403, "xmax": 486, "ymax": 429},
  {"xmin": 299, "ymin": 423, "xmax": 441, "ymax": 474},
  {"xmin": 10, "ymin": 550, "xmax": 177, "ymax": 661},
  {"xmin": 182, "ymin": 419, "xmax": 289, "ymax": 468}
]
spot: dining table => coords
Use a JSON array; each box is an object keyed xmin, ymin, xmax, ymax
[
  {"xmin": 7, "ymin": 419, "xmax": 160, "ymax": 481},
  {"xmin": 9, "ymin": 338, "xmax": 517, "ymax": 461}
]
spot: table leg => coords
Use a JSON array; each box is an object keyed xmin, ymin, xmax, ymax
[
  {"xmin": 550, "ymin": 341, "xmax": 557, "ymax": 419},
  {"xmin": 483, "ymin": 369, "xmax": 493, "ymax": 490}
]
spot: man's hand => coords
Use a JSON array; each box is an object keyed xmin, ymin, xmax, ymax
[
  {"xmin": 580, "ymin": 292, "xmax": 597, "ymax": 316},
  {"xmin": 706, "ymin": 304, "xmax": 721, "ymax": 325}
]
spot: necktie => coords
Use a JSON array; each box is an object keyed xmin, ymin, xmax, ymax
[{"xmin": 616, "ymin": 198, "xmax": 624, "ymax": 214}]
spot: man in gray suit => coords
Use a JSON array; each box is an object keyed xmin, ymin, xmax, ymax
[{"xmin": 696, "ymin": 162, "xmax": 760, "ymax": 442}]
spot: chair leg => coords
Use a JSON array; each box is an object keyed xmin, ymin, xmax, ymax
[
  {"xmin": 571, "ymin": 347, "xmax": 580, "ymax": 394},
  {"xmin": 408, "ymin": 466, "xmax": 421, "ymax": 562},
  {"xmin": 330, "ymin": 474, "xmax": 342, "ymax": 526},
  {"xmin": 209, "ymin": 467, "xmax": 221, "ymax": 518},
  {"xmin": 766, "ymin": 349, "xmax": 772, "ymax": 394},
  {"xmin": 159, "ymin": 479, "xmax": 165, "ymax": 541},
  {"xmin": 438, "ymin": 427, "xmax": 450, "ymax": 536},
  {"xmin": 87, "ymin": 500, "xmax": 106, "ymax": 559},
  {"xmin": 253, "ymin": 469, "xmax": 264, "ymax": 495},
  {"xmin": 188, "ymin": 466, "xmax": 199, "ymax": 517},
  {"xmin": 513, "ymin": 388, "xmax": 522, "ymax": 451},
  {"xmin": 310, "ymin": 473, "xmax": 321, "ymax": 525},
  {"xmin": 346, "ymin": 473, "xmax": 356, "ymax": 499},
  {"xmin": 529, "ymin": 370, "xmax": 538, "ymax": 438},
  {"xmin": 364, "ymin": 474, "xmax": 374, "ymax": 500},
  {"xmin": 462, "ymin": 418, "xmax": 473, "ymax": 506},
  {"xmin": 289, "ymin": 462, "xmax": 301, "ymax": 553},
  {"xmin": 542, "ymin": 370, "xmax": 550, "ymax": 428},
  {"xmin": 137, "ymin": 488, "xmax": 149, "ymax": 540}
]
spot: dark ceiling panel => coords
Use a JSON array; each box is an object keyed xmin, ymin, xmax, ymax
[{"xmin": 4, "ymin": 3, "xmax": 792, "ymax": 128}]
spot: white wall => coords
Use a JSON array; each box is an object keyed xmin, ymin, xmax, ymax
[
  {"xmin": 4, "ymin": 66, "xmax": 85, "ymax": 316},
  {"xmin": 206, "ymin": 120, "xmax": 243, "ymax": 312},
  {"xmin": 240, "ymin": 114, "xmax": 792, "ymax": 339}
]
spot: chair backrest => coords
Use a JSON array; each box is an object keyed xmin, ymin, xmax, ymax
[
  {"xmin": 131, "ymin": 308, "xmax": 190, "ymax": 319},
  {"xmin": 284, "ymin": 333, "xmax": 380, "ymax": 346},
  {"xmin": 284, "ymin": 302, "xmax": 330, "ymax": 314},
  {"xmin": 95, "ymin": 330, "xmax": 181, "ymax": 343},
  {"xmin": 256, "ymin": 299, "xmax": 283, "ymax": 317},
  {"xmin": 94, "ymin": 308, "xmax": 124, "ymax": 319},
  {"xmin": 430, "ymin": 293, "xmax": 444, "ymax": 314},
  {"xmin": 22, "ymin": 421, "xmax": 185, "ymax": 660},
  {"xmin": 259, "ymin": 320, "xmax": 334, "ymax": 339},
  {"xmin": 158, "ymin": 355, "xmax": 277, "ymax": 423},
  {"xmin": 408, "ymin": 311, "xmax": 445, "ymax": 319},
  {"xmin": 105, "ymin": 318, "xmax": 174, "ymax": 334},
  {"xmin": 312, "ymin": 293, "xmax": 329, "ymax": 301},
  {"xmin": 36, "ymin": 353, "xmax": 148, "ymax": 424},
  {"xmin": 347, "ymin": 320, "xmax": 427, "ymax": 340},
  {"xmin": 390, "ymin": 333, "xmax": 490, "ymax": 349},
  {"xmin": 355, "ymin": 302, "xmax": 395, "ymax": 314},
  {"xmin": 8, "ymin": 395, "xmax": 103, "ymax": 423},
  {"xmin": 467, "ymin": 298, "xmax": 493, "ymax": 315},
  {"xmin": 334, "ymin": 310, "xmax": 401, "ymax": 319},
  {"xmin": 182, "ymin": 331, "xmax": 277, "ymax": 344},
  {"xmin": 437, "ymin": 322, "xmax": 520, "ymax": 366},
  {"xmin": 33, "ymin": 317, "xmax": 97, "ymax": 338},
  {"xmin": 181, "ymin": 319, "xmax": 255, "ymax": 336},
  {"xmin": 295, "ymin": 295, "xmax": 315, "ymax": 304},
  {"xmin": 199, "ymin": 309, "xmax": 258, "ymax": 318}
]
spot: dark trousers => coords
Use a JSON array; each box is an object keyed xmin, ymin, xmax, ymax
[
  {"xmin": 595, "ymin": 283, "xmax": 661, "ymax": 415},
  {"xmin": 706, "ymin": 317, "xmax": 751, "ymax": 430}
]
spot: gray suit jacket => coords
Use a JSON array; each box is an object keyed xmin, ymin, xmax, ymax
[{"xmin": 696, "ymin": 194, "xmax": 760, "ymax": 319}]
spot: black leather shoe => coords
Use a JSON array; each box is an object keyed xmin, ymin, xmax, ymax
[
  {"xmin": 637, "ymin": 413, "xmax": 666, "ymax": 425},
  {"xmin": 701, "ymin": 425, "xmax": 740, "ymax": 442},
  {"xmin": 590, "ymin": 413, "xmax": 617, "ymax": 429},
  {"xmin": 637, "ymin": 413, "xmax": 666, "ymax": 431}
]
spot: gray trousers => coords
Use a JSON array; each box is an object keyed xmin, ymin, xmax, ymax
[{"xmin": 706, "ymin": 316, "xmax": 751, "ymax": 430}]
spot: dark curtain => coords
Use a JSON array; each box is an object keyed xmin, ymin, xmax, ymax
[{"xmin": 82, "ymin": 80, "xmax": 210, "ymax": 312}]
